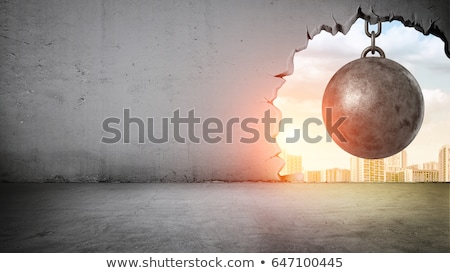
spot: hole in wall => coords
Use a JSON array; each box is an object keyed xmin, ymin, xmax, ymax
[{"xmin": 275, "ymin": 18, "xmax": 450, "ymax": 182}]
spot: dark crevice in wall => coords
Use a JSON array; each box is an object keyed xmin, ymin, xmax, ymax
[{"xmin": 357, "ymin": 6, "xmax": 450, "ymax": 58}]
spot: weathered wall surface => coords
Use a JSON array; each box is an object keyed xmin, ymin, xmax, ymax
[{"xmin": 0, "ymin": 0, "xmax": 449, "ymax": 182}]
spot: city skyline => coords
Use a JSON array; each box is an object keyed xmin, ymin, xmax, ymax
[{"xmin": 282, "ymin": 144, "xmax": 449, "ymax": 182}]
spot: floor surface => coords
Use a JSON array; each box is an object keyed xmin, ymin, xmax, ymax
[{"xmin": 0, "ymin": 182, "xmax": 449, "ymax": 252}]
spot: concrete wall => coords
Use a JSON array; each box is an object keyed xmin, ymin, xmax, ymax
[{"xmin": 0, "ymin": 0, "xmax": 449, "ymax": 182}]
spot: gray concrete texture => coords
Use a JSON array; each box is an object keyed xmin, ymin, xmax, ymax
[
  {"xmin": 0, "ymin": 183, "xmax": 448, "ymax": 252},
  {"xmin": 1, "ymin": 0, "xmax": 449, "ymax": 182}
]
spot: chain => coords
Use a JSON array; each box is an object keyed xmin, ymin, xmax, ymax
[{"xmin": 361, "ymin": 21, "xmax": 385, "ymax": 58}]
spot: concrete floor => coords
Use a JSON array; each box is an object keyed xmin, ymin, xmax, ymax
[{"xmin": 0, "ymin": 182, "xmax": 448, "ymax": 253}]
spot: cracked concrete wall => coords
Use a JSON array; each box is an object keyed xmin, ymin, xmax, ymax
[{"xmin": 0, "ymin": 0, "xmax": 449, "ymax": 182}]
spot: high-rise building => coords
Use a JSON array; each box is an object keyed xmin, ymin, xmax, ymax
[
  {"xmin": 350, "ymin": 156, "xmax": 385, "ymax": 182},
  {"xmin": 305, "ymin": 170, "xmax": 322, "ymax": 182},
  {"xmin": 438, "ymin": 145, "xmax": 450, "ymax": 182},
  {"xmin": 384, "ymin": 150, "xmax": 412, "ymax": 182},
  {"xmin": 350, "ymin": 156, "xmax": 360, "ymax": 182},
  {"xmin": 423, "ymin": 161, "xmax": 438, "ymax": 171},
  {"xmin": 281, "ymin": 153, "xmax": 302, "ymax": 175},
  {"xmin": 364, "ymin": 158, "xmax": 385, "ymax": 182},
  {"xmin": 413, "ymin": 170, "xmax": 439, "ymax": 182},
  {"xmin": 325, "ymin": 168, "xmax": 350, "ymax": 182},
  {"xmin": 407, "ymin": 164, "xmax": 420, "ymax": 170},
  {"xmin": 386, "ymin": 169, "xmax": 413, "ymax": 182},
  {"xmin": 385, "ymin": 150, "xmax": 407, "ymax": 172}
]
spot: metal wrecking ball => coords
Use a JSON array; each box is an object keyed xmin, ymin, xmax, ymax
[{"xmin": 322, "ymin": 21, "xmax": 424, "ymax": 159}]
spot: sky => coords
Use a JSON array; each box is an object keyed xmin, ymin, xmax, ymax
[{"xmin": 274, "ymin": 18, "xmax": 450, "ymax": 171}]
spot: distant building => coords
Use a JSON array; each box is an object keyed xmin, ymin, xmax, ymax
[
  {"xmin": 386, "ymin": 169, "xmax": 413, "ymax": 182},
  {"xmin": 384, "ymin": 151, "xmax": 412, "ymax": 182},
  {"xmin": 413, "ymin": 170, "xmax": 439, "ymax": 182},
  {"xmin": 423, "ymin": 161, "xmax": 438, "ymax": 171},
  {"xmin": 350, "ymin": 157, "xmax": 359, "ymax": 182},
  {"xmin": 350, "ymin": 151, "xmax": 411, "ymax": 182},
  {"xmin": 305, "ymin": 170, "xmax": 322, "ymax": 182},
  {"xmin": 438, "ymin": 145, "xmax": 450, "ymax": 182},
  {"xmin": 385, "ymin": 172, "xmax": 397, "ymax": 182},
  {"xmin": 325, "ymin": 168, "xmax": 350, "ymax": 182},
  {"xmin": 350, "ymin": 157, "xmax": 385, "ymax": 182},
  {"xmin": 280, "ymin": 153, "xmax": 302, "ymax": 176},
  {"xmin": 385, "ymin": 150, "xmax": 407, "ymax": 172},
  {"xmin": 407, "ymin": 164, "xmax": 420, "ymax": 170}
]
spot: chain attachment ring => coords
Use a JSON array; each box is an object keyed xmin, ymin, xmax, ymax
[{"xmin": 361, "ymin": 46, "xmax": 385, "ymax": 58}]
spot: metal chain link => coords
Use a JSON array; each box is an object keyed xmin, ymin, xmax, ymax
[
  {"xmin": 365, "ymin": 21, "xmax": 382, "ymax": 38},
  {"xmin": 361, "ymin": 21, "xmax": 385, "ymax": 58}
]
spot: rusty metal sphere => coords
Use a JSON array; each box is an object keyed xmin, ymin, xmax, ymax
[{"xmin": 322, "ymin": 57, "xmax": 424, "ymax": 159}]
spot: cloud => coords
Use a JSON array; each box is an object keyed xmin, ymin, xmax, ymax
[
  {"xmin": 377, "ymin": 23, "xmax": 450, "ymax": 76},
  {"xmin": 292, "ymin": 19, "xmax": 449, "ymax": 84},
  {"xmin": 422, "ymin": 89, "xmax": 450, "ymax": 123},
  {"xmin": 407, "ymin": 89, "xmax": 450, "ymax": 164}
]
